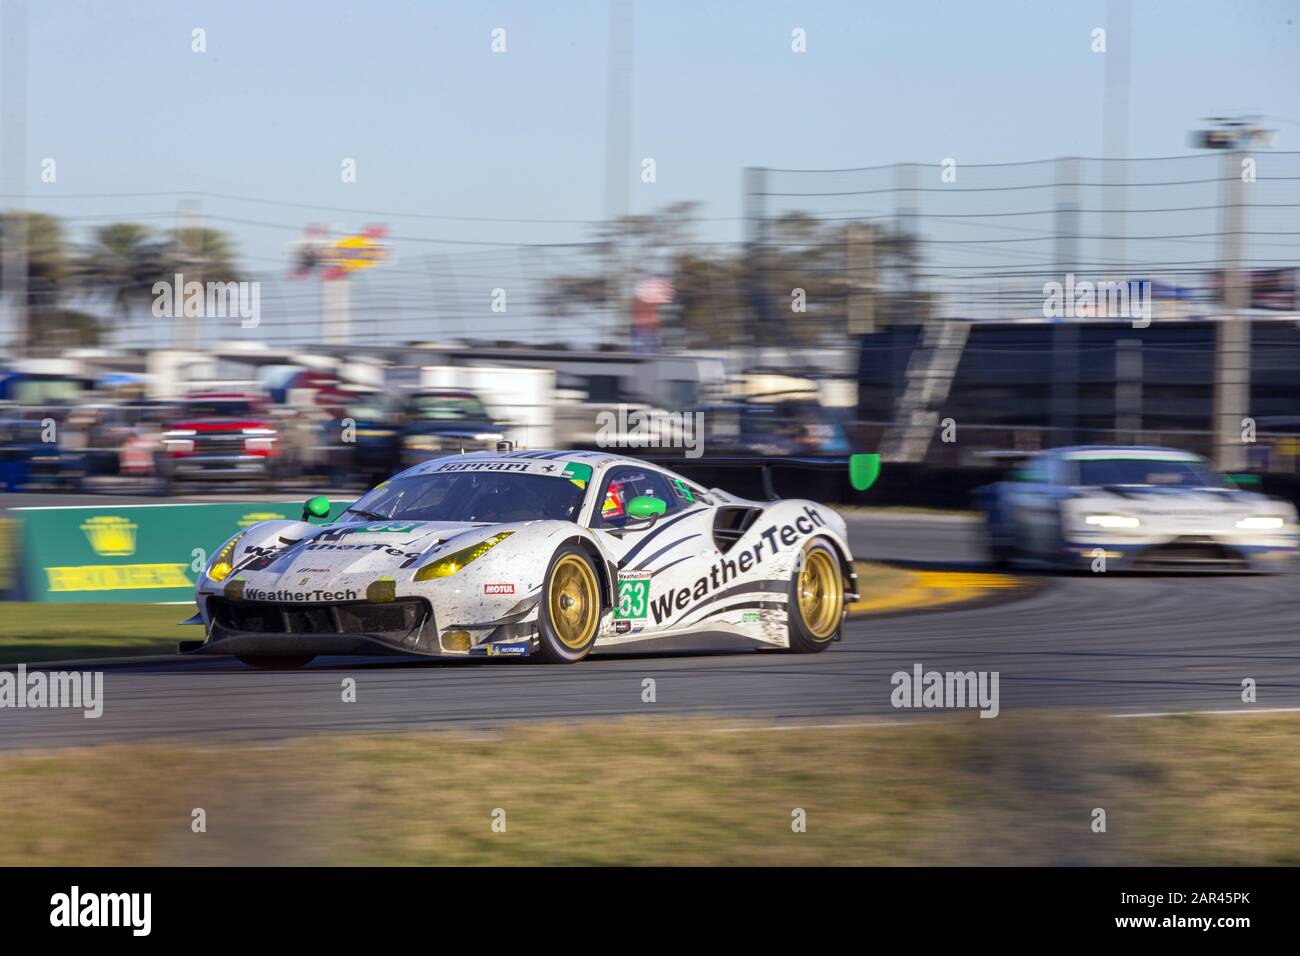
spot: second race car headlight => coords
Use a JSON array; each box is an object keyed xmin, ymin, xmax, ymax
[
  {"xmin": 1235, "ymin": 515, "xmax": 1286, "ymax": 531},
  {"xmin": 206, "ymin": 532, "xmax": 246, "ymax": 582},
  {"xmin": 414, "ymin": 532, "xmax": 514, "ymax": 581},
  {"xmin": 1084, "ymin": 513, "xmax": 1141, "ymax": 529}
]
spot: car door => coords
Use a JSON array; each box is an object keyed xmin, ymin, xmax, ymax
[
  {"xmin": 1015, "ymin": 455, "xmax": 1064, "ymax": 556},
  {"xmin": 999, "ymin": 454, "xmax": 1050, "ymax": 555},
  {"xmin": 587, "ymin": 465, "xmax": 715, "ymax": 637}
]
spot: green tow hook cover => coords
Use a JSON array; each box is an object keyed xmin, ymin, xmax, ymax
[
  {"xmin": 849, "ymin": 453, "xmax": 881, "ymax": 492},
  {"xmin": 302, "ymin": 495, "xmax": 332, "ymax": 521}
]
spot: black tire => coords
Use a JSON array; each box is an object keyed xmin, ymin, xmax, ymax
[
  {"xmin": 532, "ymin": 544, "xmax": 603, "ymax": 664},
  {"xmin": 986, "ymin": 529, "xmax": 1016, "ymax": 569},
  {"xmin": 236, "ymin": 655, "xmax": 315, "ymax": 669},
  {"xmin": 786, "ymin": 539, "xmax": 845, "ymax": 653}
]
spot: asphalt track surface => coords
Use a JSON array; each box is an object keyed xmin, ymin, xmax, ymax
[{"xmin": 4, "ymin": 497, "xmax": 1300, "ymax": 749}]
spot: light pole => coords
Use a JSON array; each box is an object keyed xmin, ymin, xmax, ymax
[{"xmin": 1192, "ymin": 117, "xmax": 1274, "ymax": 470}]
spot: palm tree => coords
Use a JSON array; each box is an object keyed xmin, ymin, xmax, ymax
[
  {"xmin": 0, "ymin": 210, "xmax": 72, "ymax": 349},
  {"xmin": 164, "ymin": 224, "xmax": 240, "ymax": 287},
  {"xmin": 75, "ymin": 222, "xmax": 169, "ymax": 344},
  {"xmin": 76, "ymin": 222, "xmax": 242, "ymax": 347}
]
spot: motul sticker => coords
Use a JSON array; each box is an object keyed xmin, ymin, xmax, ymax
[{"xmin": 484, "ymin": 583, "xmax": 515, "ymax": 595}]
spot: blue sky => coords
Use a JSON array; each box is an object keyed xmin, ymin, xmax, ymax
[
  {"xmin": 5, "ymin": 0, "xmax": 1294, "ymax": 351},
  {"xmin": 15, "ymin": 0, "xmax": 1300, "ymax": 274}
]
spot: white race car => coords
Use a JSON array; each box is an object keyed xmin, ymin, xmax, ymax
[
  {"xmin": 976, "ymin": 445, "xmax": 1298, "ymax": 572},
  {"xmin": 181, "ymin": 450, "xmax": 860, "ymax": 666}
]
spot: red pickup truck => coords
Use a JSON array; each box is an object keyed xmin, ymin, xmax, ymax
[{"xmin": 159, "ymin": 393, "xmax": 281, "ymax": 492}]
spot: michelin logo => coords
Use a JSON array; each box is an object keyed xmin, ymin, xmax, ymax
[{"xmin": 483, "ymin": 642, "xmax": 530, "ymax": 656}]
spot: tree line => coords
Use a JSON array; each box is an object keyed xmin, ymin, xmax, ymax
[{"xmin": 0, "ymin": 212, "xmax": 240, "ymax": 349}]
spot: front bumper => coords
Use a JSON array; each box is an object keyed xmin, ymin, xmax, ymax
[
  {"xmin": 164, "ymin": 455, "xmax": 270, "ymax": 480},
  {"xmin": 188, "ymin": 596, "xmax": 443, "ymax": 657},
  {"xmin": 184, "ymin": 594, "xmax": 542, "ymax": 658},
  {"xmin": 1061, "ymin": 535, "xmax": 1297, "ymax": 572}
]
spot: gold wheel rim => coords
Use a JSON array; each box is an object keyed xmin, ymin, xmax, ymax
[
  {"xmin": 549, "ymin": 554, "xmax": 599, "ymax": 650},
  {"xmin": 797, "ymin": 548, "xmax": 843, "ymax": 640}
]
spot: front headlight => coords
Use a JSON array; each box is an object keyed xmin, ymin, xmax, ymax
[
  {"xmin": 414, "ymin": 532, "xmax": 514, "ymax": 581},
  {"xmin": 1084, "ymin": 514, "xmax": 1141, "ymax": 529},
  {"xmin": 1236, "ymin": 515, "xmax": 1286, "ymax": 531},
  {"xmin": 206, "ymin": 532, "xmax": 246, "ymax": 581}
]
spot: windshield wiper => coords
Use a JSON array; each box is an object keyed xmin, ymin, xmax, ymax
[{"xmin": 346, "ymin": 508, "xmax": 390, "ymax": 521}]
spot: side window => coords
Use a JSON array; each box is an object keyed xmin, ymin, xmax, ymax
[
  {"xmin": 592, "ymin": 467, "xmax": 682, "ymax": 529},
  {"xmin": 1018, "ymin": 455, "xmax": 1049, "ymax": 484},
  {"xmin": 1047, "ymin": 456, "xmax": 1073, "ymax": 486}
]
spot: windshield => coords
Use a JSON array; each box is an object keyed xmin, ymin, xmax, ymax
[
  {"xmin": 409, "ymin": 394, "xmax": 489, "ymax": 422},
  {"xmin": 343, "ymin": 472, "xmax": 586, "ymax": 524},
  {"xmin": 1073, "ymin": 457, "xmax": 1228, "ymax": 488}
]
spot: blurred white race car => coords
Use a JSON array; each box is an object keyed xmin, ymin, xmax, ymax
[{"xmin": 975, "ymin": 445, "xmax": 1298, "ymax": 572}]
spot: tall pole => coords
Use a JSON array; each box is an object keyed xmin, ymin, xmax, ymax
[
  {"xmin": 1214, "ymin": 146, "xmax": 1250, "ymax": 470},
  {"xmin": 894, "ymin": 163, "xmax": 919, "ymax": 326},
  {"xmin": 1, "ymin": 0, "xmax": 28, "ymax": 356},
  {"xmin": 323, "ymin": 276, "xmax": 351, "ymax": 345},
  {"xmin": 1195, "ymin": 117, "xmax": 1271, "ymax": 470},
  {"xmin": 742, "ymin": 165, "xmax": 768, "ymax": 367},
  {"xmin": 175, "ymin": 201, "xmax": 203, "ymax": 351},
  {"xmin": 1102, "ymin": 0, "xmax": 1131, "ymax": 281},
  {"xmin": 1051, "ymin": 156, "xmax": 1080, "ymax": 445},
  {"xmin": 604, "ymin": 0, "xmax": 633, "ymax": 345}
]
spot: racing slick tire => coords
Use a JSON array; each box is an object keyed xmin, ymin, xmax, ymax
[
  {"xmin": 533, "ymin": 544, "xmax": 603, "ymax": 664},
  {"xmin": 236, "ymin": 655, "xmax": 315, "ymax": 669},
  {"xmin": 786, "ymin": 538, "xmax": 845, "ymax": 653}
]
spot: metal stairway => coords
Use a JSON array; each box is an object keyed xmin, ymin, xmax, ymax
[{"xmin": 878, "ymin": 320, "xmax": 970, "ymax": 463}]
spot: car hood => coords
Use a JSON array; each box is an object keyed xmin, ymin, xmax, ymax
[
  {"xmin": 235, "ymin": 520, "xmax": 505, "ymax": 588},
  {"xmin": 1078, "ymin": 485, "xmax": 1283, "ymax": 515}
]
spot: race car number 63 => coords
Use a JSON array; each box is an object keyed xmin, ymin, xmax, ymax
[{"xmin": 616, "ymin": 578, "xmax": 649, "ymax": 620}]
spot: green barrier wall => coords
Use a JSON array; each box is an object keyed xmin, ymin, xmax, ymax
[{"xmin": 12, "ymin": 500, "xmax": 348, "ymax": 603}]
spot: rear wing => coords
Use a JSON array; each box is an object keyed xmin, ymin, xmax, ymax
[{"xmin": 643, "ymin": 453, "xmax": 880, "ymax": 501}]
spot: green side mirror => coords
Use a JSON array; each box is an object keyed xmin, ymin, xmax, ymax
[
  {"xmin": 627, "ymin": 495, "xmax": 667, "ymax": 519},
  {"xmin": 302, "ymin": 495, "xmax": 331, "ymax": 521},
  {"xmin": 1228, "ymin": 473, "xmax": 1261, "ymax": 487},
  {"xmin": 849, "ymin": 453, "xmax": 881, "ymax": 492}
]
